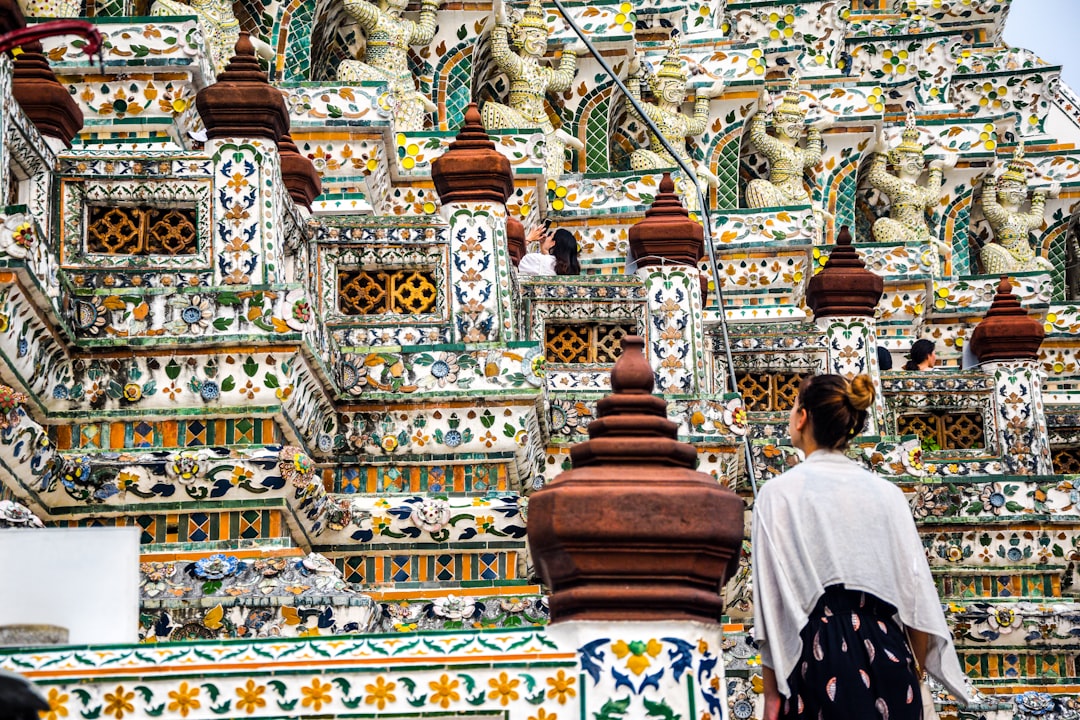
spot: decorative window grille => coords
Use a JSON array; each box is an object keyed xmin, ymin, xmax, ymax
[
  {"xmin": 896, "ymin": 411, "xmax": 985, "ymax": 450},
  {"xmin": 544, "ymin": 323, "xmax": 634, "ymax": 364},
  {"xmin": 1052, "ymin": 447, "xmax": 1080, "ymax": 475},
  {"xmin": 736, "ymin": 371, "xmax": 804, "ymax": 412},
  {"xmin": 86, "ymin": 205, "xmax": 198, "ymax": 255},
  {"xmin": 337, "ymin": 268, "xmax": 438, "ymax": 315}
]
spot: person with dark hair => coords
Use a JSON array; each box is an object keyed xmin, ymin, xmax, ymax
[
  {"xmin": 876, "ymin": 344, "xmax": 893, "ymax": 371},
  {"xmin": 903, "ymin": 338, "xmax": 937, "ymax": 371},
  {"xmin": 753, "ymin": 373, "xmax": 969, "ymax": 720},
  {"xmin": 518, "ymin": 225, "xmax": 580, "ymax": 277},
  {"xmin": 551, "ymin": 228, "xmax": 580, "ymax": 275}
]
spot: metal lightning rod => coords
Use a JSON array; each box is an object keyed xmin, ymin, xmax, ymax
[{"xmin": 546, "ymin": 0, "xmax": 759, "ymax": 497}]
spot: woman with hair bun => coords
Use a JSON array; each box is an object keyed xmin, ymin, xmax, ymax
[{"xmin": 753, "ymin": 374, "xmax": 969, "ymax": 720}]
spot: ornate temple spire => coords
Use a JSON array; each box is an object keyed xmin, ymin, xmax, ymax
[
  {"xmin": 431, "ymin": 103, "xmax": 513, "ymax": 205},
  {"xmin": 970, "ymin": 276, "xmax": 1045, "ymax": 362},
  {"xmin": 806, "ymin": 225, "xmax": 884, "ymax": 318},
  {"xmin": 527, "ymin": 335, "xmax": 744, "ymax": 623},
  {"xmin": 195, "ymin": 33, "xmax": 289, "ymax": 141},
  {"xmin": 277, "ymin": 134, "xmax": 321, "ymax": 210},
  {"xmin": 628, "ymin": 172, "xmax": 704, "ymax": 268}
]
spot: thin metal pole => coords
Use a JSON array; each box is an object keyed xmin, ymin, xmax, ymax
[{"xmin": 547, "ymin": 1, "xmax": 759, "ymax": 497}]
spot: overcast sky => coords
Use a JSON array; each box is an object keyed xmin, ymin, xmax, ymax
[{"xmin": 1002, "ymin": 0, "xmax": 1080, "ymax": 90}]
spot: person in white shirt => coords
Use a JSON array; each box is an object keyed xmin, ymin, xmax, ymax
[
  {"xmin": 517, "ymin": 225, "xmax": 580, "ymax": 277},
  {"xmin": 753, "ymin": 373, "xmax": 970, "ymax": 720}
]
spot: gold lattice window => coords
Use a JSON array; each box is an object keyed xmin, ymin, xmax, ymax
[
  {"xmin": 338, "ymin": 268, "xmax": 438, "ymax": 315},
  {"xmin": 897, "ymin": 411, "xmax": 985, "ymax": 450},
  {"xmin": 736, "ymin": 371, "xmax": 805, "ymax": 412},
  {"xmin": 545, "ymin": 323, "xmax": 635, "ymax": 364},
  {"xmin": 1052, "ymin": 446, "xmax": 1080, "ymax": 474},
  {"xmin": 86, "ymin": 205, "xmax": 198, "ymax": 255}
]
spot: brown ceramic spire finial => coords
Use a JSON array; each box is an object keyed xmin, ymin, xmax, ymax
[
  {"xmin": 277, "ymin": 134, "xmax": 321, "ymax": 210},
  {"xmin": 805, "ymin": 224, "xmax": 883, "ymax": 318},
  {"xmin": 431, "ymin": 103, "xmax": 513, "ymax": 205},
  {"xmin": 970, "ymin": 276, "xmax": 1045, "ymax": 362},
  {"xmin": 195, "ymin": 33, "xmax": 289, "ymax": 141},
  {"xmin": 0, "ymin": 0, "xmax": 26, "ymax": 37},
  {"xmin": 12, "ymin": 40, "xmax": 83, "ymax": 147},
  {"xmin": 628, "ymin": 172, "xmax": 704, "ymax": 269},
  {"xmin": 527, "ymin": 336, "xmax": 745, "ymax": 623}
]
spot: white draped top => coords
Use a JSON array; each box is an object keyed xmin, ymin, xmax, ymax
[
  {"xmin": 751, "ymin": 449, "xmax": 971, "ymax": 702},
  {"xmin": 517, "ymin": 253, "xmax": 556, "ymax": 277}
]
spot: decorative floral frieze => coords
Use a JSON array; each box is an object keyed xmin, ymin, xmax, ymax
[
  {"xmin": 335, "ymin": 343, "xmax": 544, "ymax": 397},
  {"xmin": 393, "ymin": 129, "xmax": 545, "ymax": 177},
  {"xmin": 548, "ymin": 393, "xmax": 748, "ymax": 440},
  {"xmin": 711, "ymin": 207, "xmax": 817, "ymax": 246},
  {"xmin": 897, "ymin": 0, "xmax": 1010, "ymax": 38},
  {"xmin": 59, "ymin": 74, "xmax": 197, "ymax": 125},
  {"xmin": 138, "ymin": 553, "xmax": 377, "ymax": 644},
  {"xmin": 281, "ymin": 84, "xmax": 383, "ymax": 127},
  {"xmin": 2, "ymin": 630, "xmax": 575, "ymax": 719},
  {"xmin": 340, "ymin": 494, "xmax": 526, "ymax": 546},
  {"xmin": 929, "ymin": 274, "xmax": 1051, "ymax": 314},
  {"xmin": 844, "ymin": 28, "xmax": 962, "ymax": 104},
  {"xmin": 40, "ymin": 19, "xmax": 212, "ymax": 83},
  {"xmin": 1042, "ymin": 305, "xmax": 1080, "ymax": 337},
  {"xmin": 343, "ymin": 404, "xmax": 539, "ymax": 460},
  {"xmin": 67, "ymin": 286, "xmax": 310, "ymax": 340},
  {"xmin": 545, "ymin": 172, "xmax": 680, "ymax": 215},
  {"xmin": 907, "ymin": 477, "xmax": 1080, "ymax": 522},
  {"xmin": 922, "ymin": 528, "xmax": 1080, "ymax": 569},
  {"xmin": 726, "ymin": 1, "xmax": 847, "ymax": 74},
  {"xmin": 376, "ymin": 593, "xmax": 549, "ymax": 633},
  {"xmin": 950, "ymin": 68, "xmax": 1059, "ymax": 136}
]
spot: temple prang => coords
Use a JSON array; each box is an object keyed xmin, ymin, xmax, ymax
[{"xmin": 0, "ymin": 1, "xmax": 1077, "ymax": 719}]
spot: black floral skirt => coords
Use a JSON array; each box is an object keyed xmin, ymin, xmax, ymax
[{"xmin": 780, "ymin": 585, "xmax": 922, "ymax": 720}]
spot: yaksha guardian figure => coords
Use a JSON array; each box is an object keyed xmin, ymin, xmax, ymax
[
  {"xmin": 865, "ymin": 105, "xmax": 955, "ymax": 255},
  {"xmin": 482, "ymin": 0, "xmax": 587, "ymax": 178},
  {"xmin": 151, "ymin": 0, "xmax": 274, "ymax": 75},
  {"xmin": 337, "ymin": 0, "xmax": 442, "ymax": 131},
  {"xmin": 626, "ymin": 36, "xmax": 724, "ymax": 210},
  {"xmin": 745, "ymin": 71, "xmax": 829, "ymax": 209},
  {"xmin": 981, "ymin": 142, "xmax": 1057, "ymax": 274}
]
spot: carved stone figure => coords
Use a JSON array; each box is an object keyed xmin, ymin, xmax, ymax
[
  {"xmin": 626, "ymin": 37, "xmax": 724, "ymax": 208},
  {"xmin": 150, "ymin": 0, "xmax": 273, "ymax": 76},
  {"xmin": 745, "ymin": 72, "xmax": 828, "ymax": 209},
  {"xmin": 981, "ymin": 142, "xmax": 1057, "ymax": 275},
  {"xmin": 337, "ymin": 0, "xmax": 441, "ymax": 131},
  {"xmin": 866, "ymin": 106, "xmax": 955, "ymax": 252},
  {"xmin": 481, "ymin": 0, "xmax": 586, "ymax": 178}
]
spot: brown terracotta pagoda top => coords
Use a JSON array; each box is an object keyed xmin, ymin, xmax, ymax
[
  {"xmin": 278, "ymin": 133, "xmax": 321, "ymax": 210},
  {"xmin": 806, "ymin": 225, "xmax": 883, "ymax": 318},
  {"xmin": 431, "ymin": 103, "xmax": 513, "ymax": 205},
  {"xmin": 628, "ymin": 172, "xmax": 704, "ymax": 269},
  {"xmin": 527, "ymin": 335, "xmax": 744, "ymax": 624},
  {"xmin": 970, "ymin": 276, "xmax": 1045, "ymax": 362},
  {"xmin": 12, "ymin": 40, "xmax": 83, "ymax": 147},
  {"xmin": 195, "ymin": 34, "xmax": 289, "ymax": 142},
  {"xmin": 0, "ymin": 0, "xmax": 25, "ymax": 37}
]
